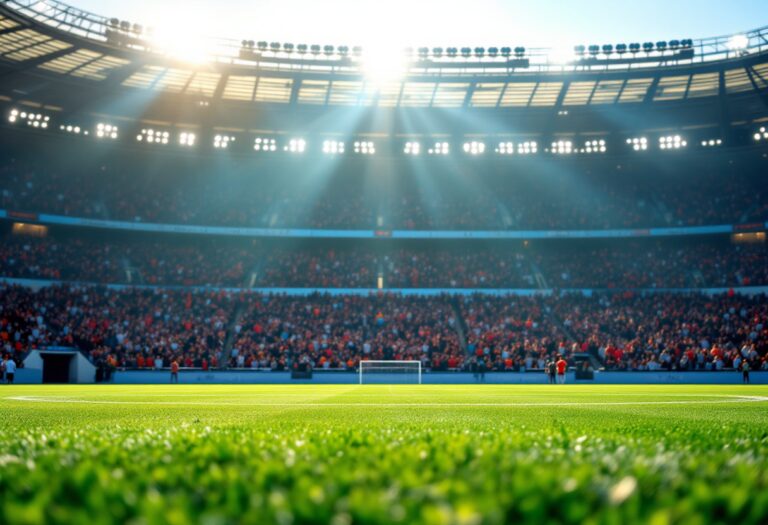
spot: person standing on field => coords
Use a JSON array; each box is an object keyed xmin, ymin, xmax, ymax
[
  {"xmin": 170, "ymin": 359, "xmax": 179, "ymax": 384},
  {"xmin": 741, "ymin": 360, "xmax": 750, "ymax": 384},
  {"xmin": 4, "ymin": 356, "xmax": 16, "ymax": 384},
  {"xmin": 547, "ymin": 360, "xmax": 556, "ymax": 384},
  {"xmin": 477, "ymin": 357, "xmax": 486, "ymax": 383},
  {"xmin": 556, "ymin": 357, "xmax": 567, "ymax": 385}
]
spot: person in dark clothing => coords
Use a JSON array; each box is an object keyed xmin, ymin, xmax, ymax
[
  {"xmin": 477, "ymin": 358, "xmax": 486, "ymax": 383},
  {"xmin": 547, "ymin": 360, "xmax": 557, "ymax": 384},
  {"xmin": 741, "ymin": 361, "xmax": 750, "ymax": 384}
]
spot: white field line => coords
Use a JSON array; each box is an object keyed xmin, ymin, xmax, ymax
[{"xmin": 7, "ymin": 395, "xmax": 768, "ymax": 407}]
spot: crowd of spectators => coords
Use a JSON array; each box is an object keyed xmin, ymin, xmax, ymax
[
  {"xmin": 457, "ymin": 291, "xmax": 768, "ymax": 372},
  {"xmin": 2, "ymin": 235, "xmax": 767, "ymax": 289},
  {"xmin": 0, "ymin": 284, "xmax": 463, "ymax": 372},
  {"xmin": 551, "ymin": 292, "xmax": 768, "ymax": 372},
  {"xmin": 535, "ymin": 242, "xmax": 768, "ymax": 289},
  {"xmin": 0, "ymin": 236, "xmax": 126, "ymax": 282},
  {"xmin": 460, "ymin": 295, "xmax": 561, "ymax": 372},
  {"xmin": 2, "ymin": 283, "xmax": 766, "ymax": 373},
  {"xmin": 1, "ymin": 143, "xmax": 767, "ymax": 374},
  {"xmin": 0, "ymin": 283, "xmax": 232, "ymax": 371},
  {"xmin": 1, "ymin": 154, "xmax": 766, "ymax": 231},
  {"xmin": 229, "ymin": 294, "xmax": 462, "ymax": 371}
]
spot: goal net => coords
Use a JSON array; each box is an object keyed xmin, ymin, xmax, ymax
[{"xmin": 358, "ymin": 360, "xmax": 422, "ymax": 385}]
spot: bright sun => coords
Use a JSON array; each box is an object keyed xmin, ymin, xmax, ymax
[
  {"xmin": 146, "ymin": 6, "xmax": 217, "ymax": 64},
  {"xmin": 360, "ymin": 43, "xmax": 411, "ymax": 85}
]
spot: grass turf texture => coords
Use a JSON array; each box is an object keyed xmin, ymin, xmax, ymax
[{"xmin": 0, "ymin": 385, "xmax": 767, "ymax": 525}]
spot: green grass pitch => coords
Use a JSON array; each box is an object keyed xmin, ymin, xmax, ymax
[{"xmin": 1, "ymin": 385, "xmax": 767, "ymax": 525}]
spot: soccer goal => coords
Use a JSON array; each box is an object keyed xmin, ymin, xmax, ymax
[{"xmin": 359, "ymin": 360, "xmax": 422, "ymax": 385}]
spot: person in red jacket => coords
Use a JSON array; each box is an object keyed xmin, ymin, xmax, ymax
[
  {"xmin": 170, "ymin": 360, "xmax": 179, "ymax": 384},
  {"xmin": 556, "ymin": 357, "xmax": 568, "ymax": 384}
]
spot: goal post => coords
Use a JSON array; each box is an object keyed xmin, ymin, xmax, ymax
[{"xmin": 358, "ymin": 360, "xmax": 422, "ymax": 385}]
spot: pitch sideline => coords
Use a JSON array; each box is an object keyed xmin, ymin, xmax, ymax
[{"xmin": 7, "ymin": 394, "xmax": 768, "ymax": 407}]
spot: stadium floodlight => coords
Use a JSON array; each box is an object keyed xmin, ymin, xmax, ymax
[
  {"xmin": 754, "ymin": 127, "xmax": 768, "ymax": 142},
  {"xmin": 728, "ymin": 34, "xmax": 749, "ymax": 51},
  {"xmin": 700, "ymin": 138, "xmax": 723, "ymax": 148},
  {"xmin": 179, "ymin": 132, "xmax": 196, "ymax": 147},
  {"xmin": 582, "ymin": 139, "xmax": 607, "ymax": 154},
  {"xmin": 517, "ymin": 141, "xmax": 538, "ymax": 155},
  {"xmin": 626, "ymin": 137, "xmax": 648, "ymax": 151},
  {"xmin": 551, "ymin": 140, "xmax": 573, "ymax": 155},
  {"xmin": 404, "ymin": 141, "xmax": 421, "ymax": 155},
  {"xmin": 428, "ymin": 142, "xmax": 450, "ymax": 155},
  {"xmin": 136, "ymin": 128, "xmax": 168, "ymax": 145},
  {"xmin": 462, "ymin": 141, "xmax": 486, "ymax": 155},
  {"xmin": 659, "ymin": 135, "xmax": 687, "ymax": 150},
  {"xmin": 10, "ymin": 109, "xmax": 50, "ymax": 129},
  {"xmin": 359, "ymin": 360, "xmax": 422, "ymax": 385},
  {"xmin": 496, "ymin": 142, "xmax": 515, "ymax": 155},
  {"xmin": 353, "ymin": 141, "xmax": 376, "ymax": 155},
  {"xmin": 95, "ymin": 123, "xmax": 118, "ymax": 139},
  {"xmin": 213, "ymin": 134, "xmax": 235, "ymax": 149},
  {"xmin": 322, "ymin": 140, "xmax": 345, "ymax": 154},
  {"xmin": 254, "ymin": 137, "xmax": 277, "ymax": 152},
  {"xmin": 284, "ymin": 138, "xmax": 306, "ymax": 153},
  {"xmin": 60, "ymin": 124, "xmax": 85, "ymax": 135}
]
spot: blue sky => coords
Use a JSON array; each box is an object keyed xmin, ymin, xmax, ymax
[{"xmin": 69, "ymin": 0, "xmax": 768, "ymax": 49}]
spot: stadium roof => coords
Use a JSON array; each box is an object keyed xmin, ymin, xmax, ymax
[{"xmin": 0, "ymin": 0, "xmax": 767, "ymax": 136}]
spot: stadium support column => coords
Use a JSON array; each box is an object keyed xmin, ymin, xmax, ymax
[
  {"xmin": 544, "ymin": 81, "xmax": 570, "ymax": 147},
  {"xmin": 462, "ymin": 83, "xmax": 477, "ymax": 108},
  {"xmin": 717, "ymin": 70, "xmax": 731, "ymax": 143},
  {"xmin": 745, "ymin": 66, "xmax": 768, "ymax": 117},
  {"xmin": 289, "ymin": 80, "xmax": 301, "ymax": 105},
  {"xmin": 643, "ymin": 77, "xmax": 661, "ymax": 105}
]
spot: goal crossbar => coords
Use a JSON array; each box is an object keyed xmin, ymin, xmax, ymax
[{"xmin": 358, "ymin": 360, "xmax": 422, "ymax": 385}]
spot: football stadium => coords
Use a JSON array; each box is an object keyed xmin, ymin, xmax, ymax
[{"xmin": 0, "ymin": 0, "xmax": 767, "ymax": 523}]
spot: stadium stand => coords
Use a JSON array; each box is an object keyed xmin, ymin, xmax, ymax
[
  {"xmin": 2, "ymin": 283, "xmax": 766, "ymax": 372},
  {"xmin": 1, "ymin": 152, "xmax": 766, "ymax": 230},
  {"xmin": 0, "ymin": 0, "xmax": 767, "ymax": 380},
  {"xmin": 1, "ymin": 234, "xmax": 767, "ymax": 289}
]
